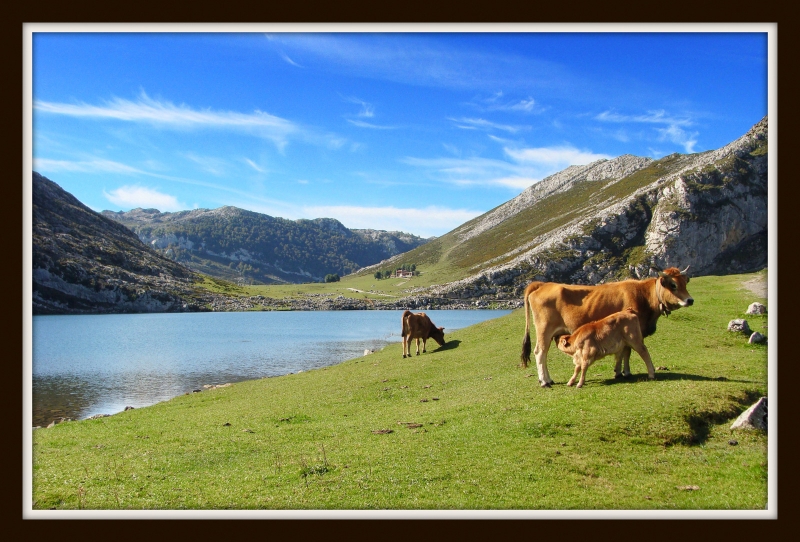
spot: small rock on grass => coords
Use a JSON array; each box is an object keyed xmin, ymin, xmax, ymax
[{"xmin": 746, "ymin": 302, "xmax": 767, "ymax": 315}]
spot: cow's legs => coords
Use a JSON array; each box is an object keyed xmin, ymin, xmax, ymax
[
  {"xmin": 402, "ymin": 336, "xmax": 408, "ymax": 358},
  {"xmin": 533, "ymin": 335, "xmax": 555, "ymax": 387},
  {"xmin": 422, "ymin": 338, "xmax": 427, "ymax": 354},
  {"xmin": 415, "ymin": 338, "xmax": 422, "ymax": 356},
  {"xmin": 613, "ymin": 346, "xmax": 632, "ymax": 378}
]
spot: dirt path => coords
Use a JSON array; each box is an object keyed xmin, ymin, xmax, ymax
[{"xmin": 742, "ymin": 274, "xmax": 768, "ymax": 299}]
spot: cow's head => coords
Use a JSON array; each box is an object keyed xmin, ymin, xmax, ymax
[
  {"xmin": 656, "ymin": 266, "xmax": 694, "ymax": 310},
  {"xmin": 430, "ymin": 326, "xmax": 446, "ymax": 346}
]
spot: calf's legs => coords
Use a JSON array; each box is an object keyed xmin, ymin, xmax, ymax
[{"xmin": 567, "ymin": 351, "xmax": 590, "ymax": 388}]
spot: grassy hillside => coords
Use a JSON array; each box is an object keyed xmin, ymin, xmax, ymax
[{"xmin": 30, "ymin": 271, "xmax": 769, "ymax": 511}]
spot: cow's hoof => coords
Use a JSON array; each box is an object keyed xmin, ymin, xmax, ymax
[
  {"xmin": 614, "ymin": 372, "xmax": 623, "ymax": 379},
  {"xmin": 540, "ymin": 381, "xmax": 552, "ymax": 388}
]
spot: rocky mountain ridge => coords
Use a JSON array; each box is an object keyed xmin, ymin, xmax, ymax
[
  {"xmin": 364, "ymin": 116, "xmax": 768, "ymax": 302},
  {"xmin": 103, "ymin": 206, "xmax": 428, "ymax": 285}
]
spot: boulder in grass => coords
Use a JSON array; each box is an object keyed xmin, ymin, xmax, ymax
[
  {"xmin": 749, "ymin": 332, "xmax": 766, "ymax": 344},
  {"xmin": 727, "ymin": 319, "xmax": 752, "ymax": 334},
  {"xmin": 746, "ymin": 302, "xmax": 767, "ymax": 315},
  {"xmin": 731, "ymin": 397, "xmax": 767, "ymax": 431}
]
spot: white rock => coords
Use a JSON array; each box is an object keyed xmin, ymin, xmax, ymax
[
  {"xmin": 728, "ymin": 319, "xmax": 752, "ymax": 334},
  {"xmin": 746, "ymin": 302, "xmax": 767, "ymax": 315},
  {"xmin": 749, "ymin": 332, "xmax": 766, "ymax": 344},
  {"xmin": 731, "ymin": 397, "xmax": 767, "ymax": 431}
]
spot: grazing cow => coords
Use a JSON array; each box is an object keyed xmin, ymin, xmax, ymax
[
  {"xmin": 556, "ymin": 308, "xmax": 655, "ymax": 388},
  {"xmin": 520, "ymin": 266, "xmax": 693, "ymax": 387},
  {"xmin": 401, "ymin": 310, "xmax": 445, "ymax": 358}
]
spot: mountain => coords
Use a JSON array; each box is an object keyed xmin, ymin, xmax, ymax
[
  {"xmin": 32, "ymin": 172, "xmax": 213, "ymax": 314},
  {"xmin": 360, "ymin": 116, "xmax": 768, "ymax": 302},
  {"xmin": 102, "ymin": 207, "xmax": 429, "ymax": 285}
]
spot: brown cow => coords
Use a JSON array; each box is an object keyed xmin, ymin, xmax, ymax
[
  {"xmin": 556, "ymin": 308, "xmax": 655, "ymax": 388},
  {"xmin": 401, "ymin": 310, "xmax": 445, "ymax": 358},
  {"xmin": 520, "ymin": 266, "xmax": 693, "ymax": 387}
]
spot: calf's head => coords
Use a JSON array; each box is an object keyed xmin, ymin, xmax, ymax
[
  {"xmin": 557, "ymin": 335, "xmax": 577, "ymax": 355},
  {"xmin": 657, "ymin": 266, "xmax": 694, "ymax": 309}
]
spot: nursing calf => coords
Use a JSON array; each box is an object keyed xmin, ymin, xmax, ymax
[
  {"xmin": 521, "ymin": 266, "xmax": 693, "ymax": 387},
  {"xmin": 556, "ymin": 308, "xmax": 655, "ymax": 388},
  {"xmin": 401, "ymin": 310, "xmax": 445, "ymax": 358}
]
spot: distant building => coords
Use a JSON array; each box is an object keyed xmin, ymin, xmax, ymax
[{"xmin": 395, "ymin": 269, "xmax": 413, "ymax": 278}]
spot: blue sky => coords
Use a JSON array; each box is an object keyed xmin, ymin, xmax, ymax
[{"xmin": 29, "ymin": 27, "xmax": 771, "ymax": 238}]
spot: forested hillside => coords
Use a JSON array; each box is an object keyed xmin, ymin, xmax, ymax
[{"xmin": 103, "ymin": 207, "xmax": 428, "ymax": 285}]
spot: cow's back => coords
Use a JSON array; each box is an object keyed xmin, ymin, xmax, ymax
[
  {"xmin": 404, "ymin": 311, "xmax": 432, "ymax": 339},
  {"xmin": 531, "ymin": 279, "xmax": 654, "ymax": 334}
]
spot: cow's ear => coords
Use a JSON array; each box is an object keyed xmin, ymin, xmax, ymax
[{"xmin": 439, "ymin": 327, "xmax": 445, "ymax": 332}]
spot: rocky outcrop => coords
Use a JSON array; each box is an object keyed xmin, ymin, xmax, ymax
[
  {"xmin": 32, "ymin": 172, "xmax": 215, "ymax": 314},
  {"xmin": 427, "ymin": 117, "xmax": 768, "ymax": 301}
]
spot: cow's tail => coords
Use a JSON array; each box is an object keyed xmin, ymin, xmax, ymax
[
  {"xmin": 520, "ymin": 281, "xmax": 544, "ymax": 368},
  {"xmin": 401, "ymin": 310, "xmax": 413, "ymax": 338}
]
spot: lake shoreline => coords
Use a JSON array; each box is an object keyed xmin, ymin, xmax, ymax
[{"xmin": 31, "ymin": 309, "xmax": 512, "ymax": 428}]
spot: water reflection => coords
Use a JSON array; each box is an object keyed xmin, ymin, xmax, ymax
[{"xmin": 31, "ymin": 310, "xmax": 509, "ymax": 427}]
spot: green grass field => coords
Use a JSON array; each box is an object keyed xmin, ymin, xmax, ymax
[{"xmin": 30, "ymin": 271, "xmax": 770, "ymax": 512}]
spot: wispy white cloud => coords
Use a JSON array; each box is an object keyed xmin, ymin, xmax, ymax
[
  {"xmin": 402, "ymin": 155, "xmax": 537, "ymax": 190},
  {"xmin": 403, "ymin": 141, "xmax": 610, "ymax": 192},
  {"xmin": 449, "ymin": 117, "xmax": 530, "ymax": 134},
  {"xmin": 103, "ymin": 185, "xmax": 185, "ymax": 212},
  {"xmin": 472, "ymin": 92, "xmax": 538, "ymax": 113},
  {"xmin": 504, "ymin": 146, "xmax": 611, "ymax": 167},
  {"xmin": 595, "ymin": 109, "xmax": 699, "ymax": 153},
  {"xmin": 34, "ymin": 91, "xmax": 306, "ymax": 151},
  {"xmin": 656, "ymin": 124, "xmax": 699, "ymax": 153},
  {"xmin": 280, "ymin": 52, "xmax": 302, "ymax": 67},
  {"xmin": 183, "ymin": 153, "xmax": 228, "ymax": 176},
  {"xmin": 346, "ymin": 119, "xmax": 395, "ymax": 130},
  {"xmin": 342, "ymin": 96, "xmax": 375, "ymax": 118},
  {"xmin": 301, "ymin": 204, "xmax": 481, "ymax": 238},
  {"xmin": 244, "ymin": 158, "xmax": 266, "ymax": 173},
  {"xmin": 596, "ymin": 109, "xmax": 692, "ymax": 126},
  {"xmin": 264, "ymin": 34, "xmax": 569, "ymax": 92},
  {"xmin": 33, "ymin": 158, "xmax": 145, "ymax": 175}
]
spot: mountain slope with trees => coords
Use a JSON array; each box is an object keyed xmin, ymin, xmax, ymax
[{"xmin": 102, "ymin": 207, "xmax": 428, "ymax": 285}]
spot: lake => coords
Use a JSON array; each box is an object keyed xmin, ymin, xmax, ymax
[{"xmin": 30, "ymin": 310, "xmax": 510, "ymax": 427}]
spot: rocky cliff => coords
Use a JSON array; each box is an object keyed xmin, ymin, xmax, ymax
[{"xmin": 32, "ymin": 173, "xmax": 214, "ymax": 314}]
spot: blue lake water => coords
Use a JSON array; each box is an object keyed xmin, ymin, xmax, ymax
[{"xmin": 30, "ymin": 310, "xmax": 510, "ymax": 427}]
